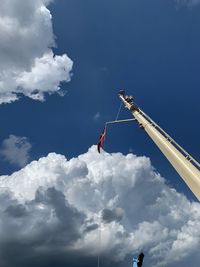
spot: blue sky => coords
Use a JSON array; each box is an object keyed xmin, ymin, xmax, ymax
[
  {"xmin": 0, "ymin": 0, "xmax": 199, "ymax": 197},
  {"xmin": 0, "ymin": 1, "xmax": 200, "ymax": 266}
]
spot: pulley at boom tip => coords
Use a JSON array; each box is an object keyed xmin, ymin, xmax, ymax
[{"xmin": 118, "ymin": 89, "xmax": 139, "ymax": 112}]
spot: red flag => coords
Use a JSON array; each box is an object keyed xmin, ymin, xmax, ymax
[{"xmin": 97, "ymin": 127, "xmax": 106, "ymax": 153}]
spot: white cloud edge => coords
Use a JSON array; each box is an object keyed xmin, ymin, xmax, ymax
[
  {"xmin": 0, "ymin": 0, "xmax": 73, "ymax": 104},
  {"xmin": 0, "ymin": 146, "xmax": 199, "ymax": 267},
  {"xmin": 0, "ymin": 134, "xmax": 32, "ymax": 167}
]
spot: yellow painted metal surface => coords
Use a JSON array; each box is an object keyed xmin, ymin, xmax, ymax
[{"xmin": 119, "ymin": 94, "xmax": 200, "ymax": 200}]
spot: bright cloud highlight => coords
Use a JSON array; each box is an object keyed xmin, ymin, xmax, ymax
[{"xmin": 0, "ymin": 0, "xmax": 73, "ymax": 104}]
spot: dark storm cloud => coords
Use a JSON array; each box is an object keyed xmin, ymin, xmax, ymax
[
  {"xmin": 84, "ymin": 223, "xmax": 99, "ymax": 233},
  {"xmin": 102, "ymin": 208, "xmax": 124, "ymax": 223},
  {"xmin": 5, "ymin": 203, "xmax": 27, "ymax": 217},
  {"xmin": 0, "ymin": 187, "xmax": 88, "ymax": 267},
  {"xmin": 35, "ymin": 187, "xmax": 85, "ymax": 243}
]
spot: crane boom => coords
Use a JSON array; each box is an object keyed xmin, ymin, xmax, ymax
[{"xmin": 118, "ymin": 90, "xmax": 200, "ymax": 200}]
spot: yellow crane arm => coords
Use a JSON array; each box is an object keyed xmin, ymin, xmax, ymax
[{"xmin": 118, "ymin": 90, "xmax": 200, "ymax": 200}]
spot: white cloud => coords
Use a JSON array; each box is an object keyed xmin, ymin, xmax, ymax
[
  {"xmin": 93, "ymin": 112, "xmax": 101, "ymax": 121},
  {"xmin": 0, "ymin": 135, "xmax": 32, "ymax": 167},
  {"xmin": 16, "ymin": 51, "xmax": 73, "ymax": 101},
  {"xmin": 0, "ymin": 146, "xmax": 200, "ymax": 267},
  {"xmin": 0, "ymin": 0, "xmax": 73, "ymax": 104}
]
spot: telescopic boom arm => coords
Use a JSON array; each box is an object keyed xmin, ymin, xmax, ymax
[{"xmin": 118, "ymin": 90, "xmax": 200, "ymax": 200}]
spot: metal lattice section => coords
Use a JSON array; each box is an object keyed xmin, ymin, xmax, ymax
[{"xmin": 138, "ymin": 107, "xmax": 200, "ymax": 170}]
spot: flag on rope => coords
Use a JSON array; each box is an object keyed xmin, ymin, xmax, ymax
[{"xmin": 97, "ymin": 127, "xmax": 106, "ymax": 153}]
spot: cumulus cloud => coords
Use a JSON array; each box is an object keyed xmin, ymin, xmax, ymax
[
  {"xmin": 102, "ymin": 207, "xmax": 124, "ymax": 223},
  {"xmin": 0, "ymin": 146, "xmax": 200, "ymax": 267},
  {"xmin": 93, "ymin": 112, "xmax": 101, "ymax": 121},
  {"xmin": 0, "ymin": 0, "xmax": 73, "ymax": 104},
  {"xmin": 0, "ymin": 134, "xmax": 32, "ymax": 167}
]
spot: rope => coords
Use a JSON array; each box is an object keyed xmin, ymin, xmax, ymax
[
  {"xmin": 97, "ymin": 177, "xmax": 104, "ymax": 267},
  {"xmin": 106, "ymin": 118, "xmax": 136, "ymax": 125},
  {"xmin": 97, "ymin": 216, "xmax": 101, "ymax": 267},
  {"xmin": 115, "ymin": 101, "xmax": 123, "ymax": 121}
]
